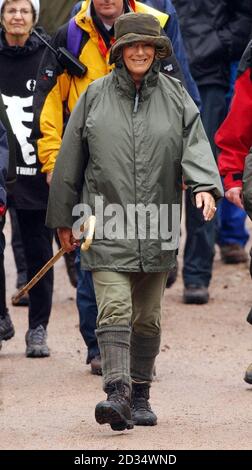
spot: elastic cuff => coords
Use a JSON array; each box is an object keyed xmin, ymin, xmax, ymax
[{"xmin": 223, "ymin": 173, "xmax": 243, "ymax": 191}]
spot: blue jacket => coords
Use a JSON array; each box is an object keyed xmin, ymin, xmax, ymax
[{"xmin": 0, "ymin": 120, "xmax": 8, "ymax": 209}]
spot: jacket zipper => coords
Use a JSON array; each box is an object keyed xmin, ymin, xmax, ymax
[
  {"xmin": 133, "ymin": 91, "xmax": 142, "ymax": 268},
  {"xmin": 133, "ymin": 91, "xmax": 139, "ymax": 113}
]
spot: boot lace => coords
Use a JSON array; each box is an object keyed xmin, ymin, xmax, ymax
[
  {"xmin": 132, "ymin": 385, "xmax": 151, "ymax": 411},
  {"xmin": 106, "ymin": 382, "xmax": 130, "ymax": 404},
  {"xmin": 29, "ymin": 325, "xmax": 46, "ymax": 345}
]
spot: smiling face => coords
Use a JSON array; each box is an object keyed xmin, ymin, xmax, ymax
[
  {"xmin": 1, "ymin": 0, "xmax": 34, "ymax": 46},
  {"xmin": 122, "ymin": 41, "xmax": 156, "ymax": 87}
]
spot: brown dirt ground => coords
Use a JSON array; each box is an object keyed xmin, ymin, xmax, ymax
[{"xmin": 1, "ymin": 214, "xmax": 252, "ymax": 450}]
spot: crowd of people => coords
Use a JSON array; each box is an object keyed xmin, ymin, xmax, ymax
[{"xmin": 0, "ymin": 0, "xmax": 252, "ymax": 431}]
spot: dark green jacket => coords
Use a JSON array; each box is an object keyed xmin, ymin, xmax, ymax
[
  {"xmin": 0, "ymin": 91, "xmax": 16, "ymax": 194},
  {"xmin": 47, "ymin": 64, "xmax": 223, "ymax": 272}
]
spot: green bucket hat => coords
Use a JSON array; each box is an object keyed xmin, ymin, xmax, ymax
[{"xmin": 109, "ymin": 12, "xmax": 172, "ymax": 65}]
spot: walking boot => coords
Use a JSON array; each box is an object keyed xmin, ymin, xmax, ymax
[
  {"xmin": 25, "ymin": 325, "xmax": 50, "ymax": 358},
  {"xmin": 220, "ymin": 244, "xmax": 248, "ymax": 264},
  {"xmin": 0, "ymin": 310, "xmax": 15, "ymax": 343},
  {"xmin": 96, "ymin": 325, "xmax": 132, "ymax": 430},
  {"xmin": 95, "ymin": 381, "xmax": 133, "ymax": 431},
  {"xmin": 183, "ymin": 285, "xmax": 209, "ymax": 304},
  {"xmin": 131, "ymin": 382, "xmax": 157, "ymax": 426}
]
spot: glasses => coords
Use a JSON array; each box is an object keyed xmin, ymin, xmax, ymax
[{"xmin": 5, "ymin": 9, "xmax": 33, "ymax": 16}]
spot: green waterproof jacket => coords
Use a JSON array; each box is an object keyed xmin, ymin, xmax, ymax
[{"xmin": 47, "ymin": 63, "xmax": 223, "ymax": 272}]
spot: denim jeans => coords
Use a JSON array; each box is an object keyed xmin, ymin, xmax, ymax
[
  {"xmin": 183, "ymin": 84, "xmax": 248, "ymax": 287},
  {"xmin": 75, "ymin": 249, "xmax": 99, "ymax": 363},
  {"xmin": 183, "ymin": 189, "xmax": 216, "ymax": 287},
  {"xmin": 217, "ymin": 197, "xmax": 249, "ymax": 247}
]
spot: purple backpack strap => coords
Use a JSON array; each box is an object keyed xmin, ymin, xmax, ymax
[{"xmin": 67, "ymin": 17, "xmax": 83, "ymax": 57}]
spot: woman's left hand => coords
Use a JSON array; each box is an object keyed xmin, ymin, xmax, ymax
[{"xmin": 195, "ymin": 192, "xmax": 216, "ymax": 221}]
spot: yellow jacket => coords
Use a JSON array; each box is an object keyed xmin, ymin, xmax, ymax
[{"xmin": 34, "ymin": 0, "xmax": 168, "ymax": 173}]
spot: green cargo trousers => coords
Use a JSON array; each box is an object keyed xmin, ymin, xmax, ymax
[{"xmin": 92, "ymin": 271, "xmax": 168, "ymax": 335}]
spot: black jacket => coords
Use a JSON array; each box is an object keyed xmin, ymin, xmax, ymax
[
  {"xmin": 0, "ymin": 28, "xmax": 49, "ymax": 210},
  {"xmin": 173, "ymin": 0, "xmax": 252, "ymax": 89},
  {"xmin": 0, "ymin": 91, "xmax": 16, "ymax": 194}
]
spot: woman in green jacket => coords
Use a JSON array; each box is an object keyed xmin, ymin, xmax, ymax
[{"xmin": 47, "ymin": 12, "xmax": 223, "ymax": 431}]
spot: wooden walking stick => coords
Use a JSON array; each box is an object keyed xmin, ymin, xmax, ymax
[{"xmin": 12, "ymin": 215, "xmax": 96, "ymax": 303}]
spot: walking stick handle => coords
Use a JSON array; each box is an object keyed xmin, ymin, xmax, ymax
[
  {"xmin": 81, "ymin": 215, "xmax": 96, "ymax": 251},
  {"xmin": 12, "ymin": 247, "xmax": 66, "ymax": 303}
]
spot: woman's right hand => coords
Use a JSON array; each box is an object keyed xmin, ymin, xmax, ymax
[{"xmin": 57, "ymin": 228, "xmax": 80, "ymax": 252}]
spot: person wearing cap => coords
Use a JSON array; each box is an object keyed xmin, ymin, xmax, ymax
[
  {"xmin": 46, "ymin": 12, "xmax": 223, "ymax": 431},
  {"xmin": 0, "ymin": 0, "xmax": 54, "ymax": 357}
]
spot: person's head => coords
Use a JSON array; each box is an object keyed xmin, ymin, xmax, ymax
[
  {"xmin": 110, "ymin": 13, "xmax": 172, "ymax": 86},
  {"xmin": 0, "ymin": 0, "xmax": 39, "ymax": 46},
  {"xmin": 92, "ymin": 0, "xmax": 124, "ymax": 26}
]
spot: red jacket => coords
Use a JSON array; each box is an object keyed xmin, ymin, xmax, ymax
[{"xmin": 215, "ymin": 40, "xmax": 252, "ymax": 191}]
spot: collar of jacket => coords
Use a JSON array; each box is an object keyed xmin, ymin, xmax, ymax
[
  {"xmin": 0, "ymin": 26, "xmax": 49, "ymax": 56},
  {"xmin": 113, "ymin": 59, "xmax": 161, "ymax": 101}
]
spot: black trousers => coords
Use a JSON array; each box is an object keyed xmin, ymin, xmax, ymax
[
  {"xmin": 0, "ymin": 215, "xmax": 6, "ymax": 318},
  {"xmin": 8, "ymin": 206, "xmax": 27, "ymax": 288},
  {"xmin": 16, "ymin": 209, "xmax": 53, "ymax": 330}
]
